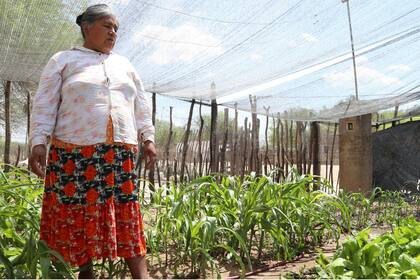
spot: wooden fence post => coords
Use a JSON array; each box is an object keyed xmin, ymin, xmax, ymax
[
  {"xmin": 241, "ymin": 118, "xmax": 248, "ymax": 179},
  {"xmin": 4, "ymin": 81, "xmax": 11, "ymax": 171},
  {"xmin": 198, "ymin": 103, "xmax": 204, "ymax": 176},
  {"xmin": 232, "ymin": 103, "xmax": 238, "ymax": 175},
  {"xmin": 148, "ymin": 92, "xmax": 156, "ymax": 188},
  {"xmin": 310, "ymin": 121, "xmax": 320, "ymax": 178},
  {"xmin": 263, "ymin": 107, "xmax": 270, "ymax": 176},
  {"xmin": 26, "ymin": 88, "xmax": 31, "ymax": 159},
  {"xmin": 329, "ymin": 123, "xmax": 338, "ymax": 186},
  {"xmin": 325, "ymin": 123, "xmax": 331, "ymax": 181},
  {"xmin": 165, "ymin": 107, "xmax": 173, "ymax": 186},
  {"xmin": 210, "ymin": 99, "xmax": 218, "ymax": 173},
  {"xmin": 220, "ymin": 108, "xmax": 229, "ymax": 173},
  {"xmin": 180, "ymin": 99, "xmax": 195, "ymax": 182}
]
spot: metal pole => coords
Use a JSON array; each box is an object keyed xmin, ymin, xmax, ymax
[{"xmin": 343, "ymin": 0, "xmax": 359, "ymax": 100}]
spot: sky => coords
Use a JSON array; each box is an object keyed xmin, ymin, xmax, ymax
[
  {"xmin": 93, "ymin": 0, "xmax": 420, "ymax": 124},
  {"xmin": 5, "ymin": 0, "xmax": 420, "ymax": 141}
]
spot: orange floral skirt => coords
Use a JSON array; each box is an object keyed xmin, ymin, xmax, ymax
[{"xmin": 40, "ymin": 142, "xmax": 146, "ymax": 267}]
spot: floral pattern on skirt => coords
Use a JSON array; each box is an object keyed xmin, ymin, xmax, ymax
[{"xmin": 40, "ymin": 143, "xmax": 146, "ymax": 267}]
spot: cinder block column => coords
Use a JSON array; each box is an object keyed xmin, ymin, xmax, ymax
[{"xmin": 339, "ymin": 114, "xmax": 372, "ymax": 193}]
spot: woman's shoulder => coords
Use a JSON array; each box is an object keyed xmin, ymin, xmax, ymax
[
  {"xmin": 109, "ymin": 53, "xmax": 136, "ymax": 70},
  {"xmin": 49, "ymin": 49, "xmax": 79, "ymax": 62},
  {"xmin": 110, "ymin": 52, "xmax": 131, "ymax": 64}
]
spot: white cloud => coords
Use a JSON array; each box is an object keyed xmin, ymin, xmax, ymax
[
  {"xmin": 323, "ymin": 66, "xmax": 401, "ymax": 87},
  {"xmin": 356, "ymin": 55, "xmax": 369, "ymax": 64},
  {"xmin": 387, "ymin": 64, "xmax": 411, "ymax": 72},
  {"xmin": 301, "ymin": 32, "xmax": 319, "ymax": 43},
  {"xmin": 134, "ymin": 24, "xmax": 223, "ymax": 65},
  {"xmin": 250, "ymin": 53, "xmax": 263, "ymax": 61},
  {"xmin": 287, "ymin": 39, "xmax": 298, "ymax": 48}
]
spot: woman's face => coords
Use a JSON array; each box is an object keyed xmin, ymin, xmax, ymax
[{"xmin": 84, "ymin": 16, "xmax": 118, "ymax": 54}]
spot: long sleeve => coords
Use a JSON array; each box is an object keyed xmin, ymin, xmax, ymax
[
  {"xmin": 132, "ymin": 71, "xmax": 155, "ymax": 143},
  {"xmin": 29, "ymin": 56, "xmax": 62, "ymax": 149}
]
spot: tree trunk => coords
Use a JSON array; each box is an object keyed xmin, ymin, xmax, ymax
[
  {"xmin": 180, "ymin": 99, "xmax": 195, "ymax": 182},
  {"xmin": 14, "ymin": 145, "xmax": 21, "ymax": 167}
]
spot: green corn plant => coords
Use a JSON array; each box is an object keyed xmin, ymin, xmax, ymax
[
  {"xmin": 0, "ymin": 164, "xmax": 75, "ymax": 279},
  {"xmin": 146, "ymin": 173, "xmax": 352, "ymax": 277}
]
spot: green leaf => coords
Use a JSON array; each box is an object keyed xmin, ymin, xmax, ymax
[
  {"xmin": 216, "ymin": 244, "xmax": 246, "ymax": 278},
  {"xmin": 0, "ymin": 244, "xmax": 14, "ymax": 278},
  {"xmin": 342, "ymin": 238, "xmax": 359, "ymax": 259},
  {"xmin": 330, "ymin": 257, "xmax": 350, "ymax": 275},
  {"xmin": 400, "ymin": 268, "xmax": 417, "ymax": 279},
  {"xmin": 398, "ymin": 253, "xmax": 418, "ymax": 271},
  {"xmin": 361, "ymin": 243, "xmax": 382, "ymax": 266},
  {"xmin": 40, "ymin": 255, "xmax": 51, "ymax": 279},
  {"xmin": 316, "ymin": 252, "xmax": 330, "ymax": 268},
  {"xmin": 406, "ymin": 239, "xmax": 420, "ymax": 256}
]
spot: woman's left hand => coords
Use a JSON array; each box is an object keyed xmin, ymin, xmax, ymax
[{"xmin": 143, "ymin": 141, "xmax": 156, "ymax": 170}]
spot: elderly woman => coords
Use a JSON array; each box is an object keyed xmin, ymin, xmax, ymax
[{"xmin": 29, "ymin": 4, "xmax": 155, "ymax": 279}]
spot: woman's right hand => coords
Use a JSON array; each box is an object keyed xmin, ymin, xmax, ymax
[{"xmin": 29, "ymin": 144, "xmax": 47, "ymax": 178}]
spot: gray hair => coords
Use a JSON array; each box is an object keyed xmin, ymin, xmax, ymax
[{"xmin": 76, "ymin": 4, "xmax": 115, "ymax": 38}]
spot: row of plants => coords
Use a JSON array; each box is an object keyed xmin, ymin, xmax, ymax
[
  {"xmin": 0, "ymin": 165, "xmax": 75, "ymax": 278},
  {"xmin": 339, "ymin": 187, "xmax": 419, "ymax": 230},
  {"xmin": 144, "ymin": 172, "xmax": 354, "ymax": 278},
  {"xmin": 316, "ymin": 217, "xmax": 420, "ymax": 279},
  {"xmin": 0, "ymin": 164, "xmax": 418, "ymax": 278},
  {"xmin": 0, "ymin": 165, "xmax": 142, "ymax": 278}
]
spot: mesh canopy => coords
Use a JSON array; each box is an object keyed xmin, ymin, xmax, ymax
[{"xmin": 1, "ymin": 0, "xmax": 420, "ymax": 121}]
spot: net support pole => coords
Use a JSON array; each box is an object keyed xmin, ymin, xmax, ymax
[{"xmin": 343, "ymin": 0, "xmax": 359, "ymax": 100}]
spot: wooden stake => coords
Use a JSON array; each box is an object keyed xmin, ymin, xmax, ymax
[
  {"xmin": 220, "ymin": 108, "xmax": 229, "ymax": 173},
  {"xmin": 148, "ymin": 92, "xmax": 157, "ymax": 187},
  {"xmin": 232, "ymin": 104, "xmax": 238, "ymax": 175},
  {"xmin": 284, "ymin": 118, "xmax": 289, "ymax": 176},
  {"xmin": 310, "ymin": 122, "xmax": 320, "ymax": 177},
  {"xmin": 241, "ymin": 118, "xmax": 248, "ymax": 179},
  {"xmin": 263, "ymin": 107, "xmax": 270, "ymax": 175},
  {"xmin": 180, "ymin": 99, "xmax": 195, "ymax": 182},
  {"xmin": 325, "ymin": 123, "xmax": 331, "ymax": 182},
  {"xmin": 165, "ymin": 107, "xmax": 173, "ymax": 186},
  {"xmin": 329, "ymin": 123, "xmax": 338, "ymax": 185},
  {"xmin": 4, "ymin": 81, "xmax": 11, "ymax": 170},
  {"xmin": 210, "ymin": 99, "xmax": 218, "ymax": 173},
  {"xmin": 289, "ymin": 120, "xmax": 294, "ymax": 171},
  {"xmin": 26, "ymin": 88, "xmax": 31, "ymax": 159}
]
